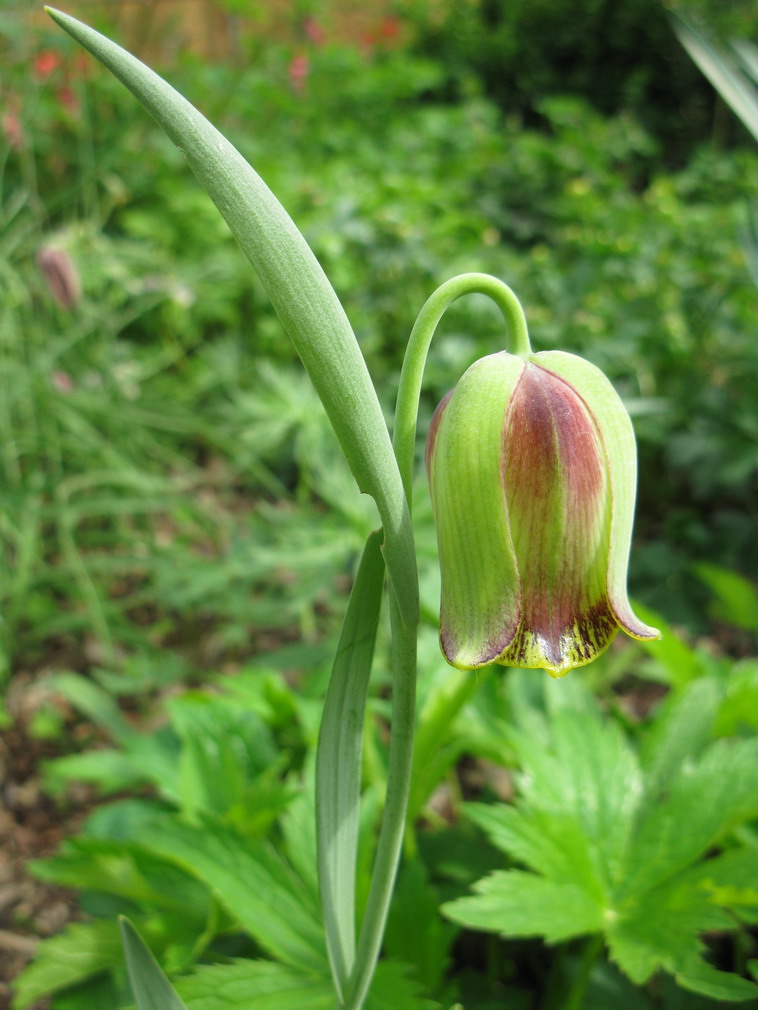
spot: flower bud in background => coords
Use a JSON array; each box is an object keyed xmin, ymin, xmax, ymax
[
  {"xmin": 426, "ymin": 349, "xmax": 660, "ymax": 677},
  {"xmin": 37, "ymin": 245, "xmax": 81, "ymax": 310}
]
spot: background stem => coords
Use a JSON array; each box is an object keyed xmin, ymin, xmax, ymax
[{"xmin": 563, "ymin": 934, "xmax": 604, "ymax": 1010}]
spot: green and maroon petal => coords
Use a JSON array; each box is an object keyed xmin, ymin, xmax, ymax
[
  {"xmin": 495, "ymin": 362, "xmax": 618, "ymax": 676},
  {"xmin": 531, "ymin": 351, "xmax": 660, "ymax": 644},
  {"xmin": 427, "ymin": 352, "xmax": 524, "ymax": 668}
]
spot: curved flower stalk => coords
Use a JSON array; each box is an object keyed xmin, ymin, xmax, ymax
[{"xmin": 426, "ymin": 346, "xmax": 660, "ymax": 676}]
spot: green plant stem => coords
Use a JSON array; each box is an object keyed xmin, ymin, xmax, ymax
[
  {"xmin": 341, "ymin": 274, "xmax": 528, "ymax": 1009},
  {"xmin": 346, "ymin": 597, "xmax": 417, "ymax": 1010},
  {"xmin": 563, "ymin": 933, "xmax": 604, "ymax": 1010},
  {"xmin": 393, "ymin": 272, "xmax": 531, "ymax": 504}
]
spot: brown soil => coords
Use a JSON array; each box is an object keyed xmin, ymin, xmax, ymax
[{"xmin": 0, "ymin": 675, "xmax": 96, "ymax": 1010}]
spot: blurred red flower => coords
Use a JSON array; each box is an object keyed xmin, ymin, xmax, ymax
[
  {"xmin": 304, "ymin": 18, "xmax": 325, "ymax": 46},
  {"xmin": 289, "ymin": 53, "xmax": 309, "ymax": 94},
  {"xmin": 2, "ymin": 106, "xmax": 24, "ymax": 150},
  {"xmin": 34, "ymin": 49, "xmax": 62, "ymax": 79}
]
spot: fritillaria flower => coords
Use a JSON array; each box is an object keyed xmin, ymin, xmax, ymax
[{"xmin": 426, "ymin": 349, "xmax": 659, "ymax": 677}]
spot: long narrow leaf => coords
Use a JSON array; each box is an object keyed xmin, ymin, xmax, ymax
[
  {"xmin": 316, "ymin": 530, "xmax": 385, "ymax": 998},
  {"xmin": 45, "ymin": 8, "xmax": 417, "ymax": 624},
  {"xmin": 119, "ymin": 917, "xmax": 188, "ymax": 1010},
  {"xmin": 733, "ymin": 39, "xmax": 758, "ymax": 86},
  {"xmin": 672, "ymin": 14, "xmax": 758, "ymax": 143}
]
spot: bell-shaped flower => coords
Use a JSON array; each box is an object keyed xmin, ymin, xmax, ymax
[{"xmin": 426, "ymin": 350, "xmax": 659, "ymax": 677}]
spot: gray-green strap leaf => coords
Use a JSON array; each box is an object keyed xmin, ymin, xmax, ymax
[
  {"xmin": 316, "ymin": 529, "xmax": 385, "ymax": 999},
  {"xmin": 119, "ymin": 917, "xmax": 188, "ymax": 1010},
  {"xmin": 45, "ymin": 7, "xmax": 417, "ymax": 625}
]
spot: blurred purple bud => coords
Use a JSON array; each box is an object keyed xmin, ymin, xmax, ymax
[{"xmin": 37, "ymin": 245, "xmax": 81, "ymax": 310}]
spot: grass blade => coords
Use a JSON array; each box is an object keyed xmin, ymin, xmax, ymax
[{"xmin": 119, "ymin": 917, "xmax": 188, "ymax": 1010}]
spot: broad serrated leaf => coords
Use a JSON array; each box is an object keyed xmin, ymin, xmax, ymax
[
  {"xmin": 446, "ymin": 697, "xmax": 758, "ymax": 1001},
  {"xmin": 167, "ymin": 689, "xmax": 278, "ymax": 819},
  {"xmin": 618, "ymin": 738, "xmax": 758, "ymax": 900},
  {"xmin": 177, "ymin": 960, "xmax": 335, "ymax": 1010},
  {"xmin": 174, "ymin": 958, "xmax": 438, "ymax": 1010},
  {"xmin": 507, "ymin": 704, "xmax": 642, "ymax": 889},
  {"xmin": 463, "ymin": 802, "xmax": 606, "ymax": 902},
  {"xmin": 365, "ymin": 960, "xmax": 441, "ymax": 1010},
  {"xmin": 673, "ymin": 955, "xmax": 758, "ymax": 1003},
  {"xmin": 640, "ymin": 677, "xmax": 720, "ymax": 799},
  {"xmin": 49, "ymin": 972, "xmax": 121, "ymax": 1010},
  {"xmin": 684, "ymin": 847, "xmax": 758, "ymax": 910},
  {"xmin": 120, "ymin": 918, "xmax": 188, "ymax": 1010},
  {"xmin": 12, "ymin": 920, "xmax": 122, "ymax": 1009},
  {"xmin": 280, "ymin": 779, "xmax": 320, "ymax": 904},
  {"xmin": 607, "ymin": 873, "xmax": 733, "ymax": 984},
  {"xmin": 140, "ymin": 816, "xmax": 327, "ymax": 971},
  {"xmin": 31, "ymin": 838, "xmax": 210, "ymax": 919},
  {"xmin": 444, "ymin": 870, "xmax": 605, "ymax": 943}
]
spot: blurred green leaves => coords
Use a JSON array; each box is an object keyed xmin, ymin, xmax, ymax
[
  {"xmin": 1, "ymin": 8, "xmax": 756, "ymax": 672},
  {"xmin": 4, "ymin": 7, "xmax": 758, "ymax": 1010},
  {"xmin": 12, "ymin": 921, "xmax": 123, "ymax": 1010},
  {"xmin": 443, "ymin": 678, "xmax": 758, "ymax": 1001}
]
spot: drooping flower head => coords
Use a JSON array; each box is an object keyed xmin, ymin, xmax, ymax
[{"xmin": 426, "ymin": 349, "xmax": 659, "ymax": 677}]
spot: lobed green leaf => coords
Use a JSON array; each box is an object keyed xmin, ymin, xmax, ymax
[
  {"xmin": 444, "ymin": 870, "xmax": 605, "ymax": 943},
  {"xmin": 12, "ymin": 920, "xmax": 122, "ymax": 1009},
  {"xmin": 175, "ymin": 958, "xmax": 438, "ymax": 1010},
  {"xmin": 445, "ymin": 695, "xmax": 758, "ymax": 1000},
  {"xmin": 140, "ymin": 816, "xmax": 327, "ymax": 972}
]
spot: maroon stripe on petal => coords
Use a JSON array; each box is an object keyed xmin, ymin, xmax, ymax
[
  {"xmin": 502, "ymin": 363, "xmax": 610, "ymax": 668},
  {"xmin": 504, "ymin": 364, "xmax": 604, "ymax": 509}
]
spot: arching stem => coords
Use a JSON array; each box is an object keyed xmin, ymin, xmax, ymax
[
  {"xmin": 345, "ymin": 275, "xmax": 529, "ymax": 1010},
  {"xmin": 394, "ymin": 272, "xmax": 531, "ymax": 504}
]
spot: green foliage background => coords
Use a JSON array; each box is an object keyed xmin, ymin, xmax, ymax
[{"xmin": 1, "ymin": 0, "xmax": 758, "ymax": 1008}]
